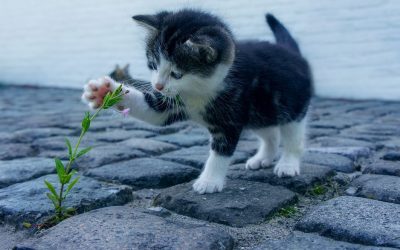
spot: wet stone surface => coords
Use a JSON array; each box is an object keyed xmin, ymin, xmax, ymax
[
  {"xmin": 347, "ymin": 174, "xmax": 400, "ymax": 204},
  {"xmin": 254, "ymin": 231, "xmax": 397, "ymax": 250},
  {"xmin": 296, "ymin": 196, "xmax": 400, "ymax": 248},
  {"xmin": 153, "ymin": 180, "xmax": 297, "ymax": 227},
  {"xmin": 228, "ymin": 163, "xmax": 335, "ymax": 194},
  {"xmin": 16, "ymin": 206, "xmax": 234, "ymax": 250},
  {"xmin": 0, "ymin": 158, "xmax": 55, "ymax": 188},
  {"xmin": 1, "ymin": 85, "xmax": 400, "ymax": 249},
  {"xmin": 363, "ymin": 161, "xmax": 400, "ymax": 176},
  {"xmin": 86, "ymin": 158, "xmax": 200, "ymax": 189},
  {"xmin": 302, "ymin": 151, "xmax": 358, "ymax": 173},
  {"xmin": 0, "ymin": 174, "xmax": 133, "ymax": 225}
]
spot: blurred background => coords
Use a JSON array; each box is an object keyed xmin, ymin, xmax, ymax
[{"xmin": 0, "ymin": 0, "xmax": 399, "ymax": 100}]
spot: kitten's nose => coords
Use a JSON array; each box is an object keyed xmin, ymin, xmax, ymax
[{"xmin": 155, "ymin": 83, "xmax": 164, "ymax": 91}]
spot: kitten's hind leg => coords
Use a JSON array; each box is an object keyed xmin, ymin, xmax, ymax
[
  {"xmin": 246, "ymin": 127, "xmax": 280, "ymax": 170},
  {"xmin": 274, "ymin": 119, "xmax": 306, "ymax": 177}
]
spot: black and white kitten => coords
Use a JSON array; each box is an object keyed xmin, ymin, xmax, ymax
[{"xmin": 82, "ymin": 9, "xmax": 313, "ymax": 194}]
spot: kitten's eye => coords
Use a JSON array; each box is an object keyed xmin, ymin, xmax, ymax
[
  {"xmin": 170, "ymin": 71, "xmax": 183, "ymax": 79},
  {"xmin": 148, "ymin": 62, "xmax": 157, "ymax": 71}
]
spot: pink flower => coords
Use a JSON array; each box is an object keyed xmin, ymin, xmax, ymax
[{"xmin": 121, "ymin": 108, "xmax": 130, "ymax": 117}]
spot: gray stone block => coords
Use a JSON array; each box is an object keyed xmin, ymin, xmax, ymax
[
  {"xmin": 16, "ymin": 206, "xmax": 234, "ymax": 250},
  {"xmin": 89, "ymin": 129, "xmax": 155, "ymax": 143},
  {"xmin": 296, "ymin": 196, "xmax": 400, "ymax": 248},
  {"xmin": 0, "ymin": 174, "xmax": 133, "ymax": 224},
  {"xmin": 0, "ymin": 143, "xmax": 36, "ymax": 160},
  {"xmin": 228, "ymin": 163, "xmax": 334, "ymax": 194},
  {"xmin": 0, "ymin": 158, "xmax": 55, "ymax": 187},
  {"xmin": 86, "ymin": 158, "xmax": 199, "ymax": 189},
  {"xmin": 118, "ymin": 138, "xmax": 178, "ymax": 154},
  {"xmin": 303, "ymin": 151, "xmax": 356, "ymax": 173},
  {"xmin": 308, "ymin": 146, "xmax": 370, "ymax": 161},
  {"xmin": 75, "ymin": 144, "xmax": 146, "ymax": 169},
  {"xmin": 154, "ymin": 180, "xmax": 297, "ymax": 227},
  {"xmin": 347, "ymin": 174, "xmax": 400, "ymax": 204},
  {"xmin": 310, "ymin": 137, "xmax": 374, "ymax": 149},
  {"xmin": 253, "ymin": 231, "xmax": 396, "ymax": 250},
  {"xmin": 363, "ymin": 161, "xmax": 400, "ymax": 176}
]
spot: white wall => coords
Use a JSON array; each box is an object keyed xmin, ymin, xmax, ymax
[{"xmin": 0, "ymin": 0, "xmax": 399, "ymax": 100}]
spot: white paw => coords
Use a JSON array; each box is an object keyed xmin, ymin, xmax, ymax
[
  {"xmin": 245, "ymin": 154, "xmax": 273, "ymax": 170},
  {"xmin": 273, "ymin": 160, "xmax": 300, "ymax": 177},
  {"xmin": 193, "ymin": 177, "xmax": 224, "ymax": 194},
  {"xmin": 82, "ymin": 76, "xmax": 117, "ymax": 109}
]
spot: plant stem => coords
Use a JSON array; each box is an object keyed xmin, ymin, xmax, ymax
[{"xmin": 53, "ymin": 88, "xmax": 125, "ymax": 219}]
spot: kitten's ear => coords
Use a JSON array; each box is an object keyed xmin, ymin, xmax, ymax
[
  {"xmin": 115, "ymin": 64, "xmax": 120, "ymax": 70},
  {"xmin": 132, "ymin": 14, "xmax": 159, "ymax": 31},
  {"xmin": 185, "ymin": 39, "xmax": 218, "ymax": 63}
]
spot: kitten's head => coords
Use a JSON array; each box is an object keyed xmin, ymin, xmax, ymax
[{"xmin": 132, "ymin": 9, "xmax": 235, "ymax": 97}]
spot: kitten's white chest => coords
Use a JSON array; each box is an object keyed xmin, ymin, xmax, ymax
[{"xmin": 184, "ymin": 97, "xmax": 208, "ymax": 125}]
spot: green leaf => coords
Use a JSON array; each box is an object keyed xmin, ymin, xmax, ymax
[
  {"xmin": 76, "ymin": 146, "xmax": 93, "ymax": 158},
  {"xmin": 54, "ymin": 158, "xmax": 66, "ymax": 183},
  {"xmin": 102, "ymin": 92, "xmax": 111, "ymax": 106},
  {"xmin": 81, "ymin": 112, "xmax": 91, "ymax": 133},
  {"xmin": 44, "ymin": 180, "xmax": 58, "ymax": 200},
  {"xmin": 113, "ymin": 84, "xmax": 123, "ymax": 96},
  {"xmin": 64, "ymin": 170, "xmax": 77, "ymax": 183},
  {"xmin": 104, "ymin": 97, "xmax": 122, "ymax": 109},
  {"xmin": 66, "ymin": 176, "xmax": 80, "ymax": 194},
  {"xmin": 65, "ymin": 138, "xmax": 72, "ymax": 158},
  {"xmin": 47, "ymin": 193, "xmax": 59, "ymax": 208},
  {"xmin": 64, "ymin": 176, "xmax": 80, "ymax": 199}
]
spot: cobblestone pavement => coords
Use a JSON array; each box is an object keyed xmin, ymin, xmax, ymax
[{"xmin": 1, "ymin": 84, "xmax": 400, "ymax": 249}]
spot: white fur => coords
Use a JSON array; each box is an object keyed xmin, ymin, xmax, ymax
[
  {"xmin": 82, "ymin": 76, "xmax": 168, "ymax": 125},
  {"xmin": 273, "ymin": 119, "xmax": 306, "ymax": 177},
  {"xmin": 246, "ymin": 126, "xmax": 280, "ymax": 170},
  {"xmin": 193, "ymin": 150, "xmax": 231, "ymax": 194},
  {"xmin": 151, "ymin": 56, "xmax": 172, "ymax": 91}
]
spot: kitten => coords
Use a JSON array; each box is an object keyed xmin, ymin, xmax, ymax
[{"xmin": 82, "ymin": 9, "xmax": 313, "ymax": 194}]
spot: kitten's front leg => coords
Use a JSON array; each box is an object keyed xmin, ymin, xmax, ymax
[
  {"xmin": 193, "ymin": 131, "xmax": 240, "ymax": 194},
  {"xmin": 82, "ymin": 76, "xmax": 173, "ymax": 126}
]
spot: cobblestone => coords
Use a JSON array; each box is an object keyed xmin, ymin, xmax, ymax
[
  {"xmin": 86, "ymin": 158, "xmax": 199, "ymax": 189},
  {"xmin": 254, "ymin": 231, "xmax": 397, "ymax": 250},
  {"xmin": 363, "ymin": 161, "xmax": 400, "ymax": 176},
  {"xmin": 16, "ymin": 206, "xmax": 234, "ymax": 250},
  {"xmin": 296, "ymin": 196, "xmax": 400, "ymax": 248},
  {"xmin": 1, "ymin": 85, "xmax": 400, "ymax": 249},
  {"xmin": 347, "ymin": 174, "xmax": 400, "ymax": 204},
  {"xmin": 0, "ymin": 174, "xmax": 133, "ymax": 225},
  {"xmin": 154, "ymin": 180, "xmax": 297, "ymax": 227},
  {"xmin": 0, "ymin": 158, "xmax": 55, "ymax": 187},
  {"xmin": 228, "ymin": 163, "xmax": 334, "ymax": 194}
]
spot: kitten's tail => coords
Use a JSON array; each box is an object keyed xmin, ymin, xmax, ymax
[{"xmin": 266, "ymin": 13, "xmax": 301, "ymax": 54}]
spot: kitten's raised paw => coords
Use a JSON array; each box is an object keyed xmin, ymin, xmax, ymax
[
  {"xmin": 245, "ymin": 155, "xmax": 273, "ymax": 170},
  {"xmin": 193, "ymin": 177, "xmax": 224, "ymax": 194},
  {"xmin": 82, "ymin": 76, "xmax": 117, "ymax": 109},
  {"xmin": 273, "ymin": 160, "xmax": 300, "ymax": 177}
]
